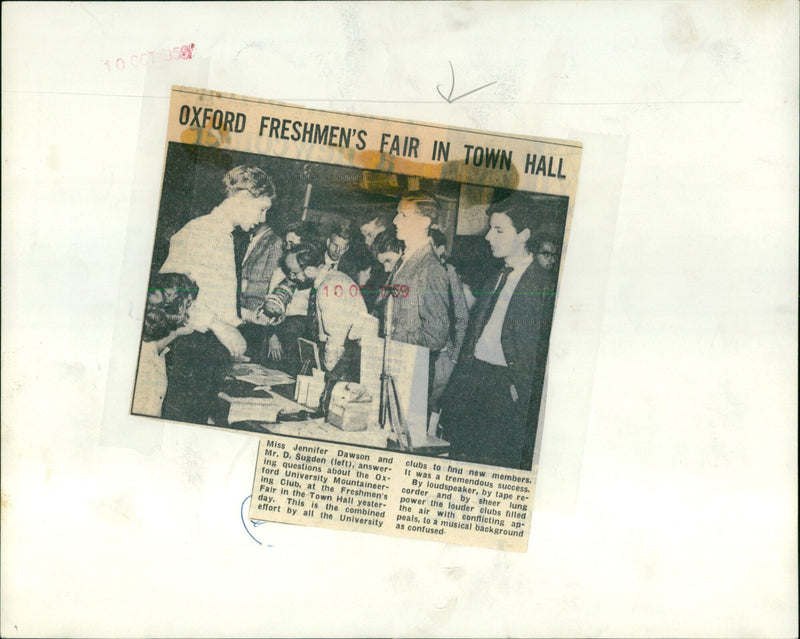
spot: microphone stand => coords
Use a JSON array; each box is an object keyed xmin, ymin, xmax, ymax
[{"xmin": 378, "ymin": 294, "xmax": 411, "ymax": 451}]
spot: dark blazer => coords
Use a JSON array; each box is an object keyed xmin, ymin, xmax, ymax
[
  {"xmin": 239, "ymin": 228, "xmax": 283, "ymax": 312},
  {"xmin": 463, "ymin": 261, "xmax": 556, "ymax": 405}
]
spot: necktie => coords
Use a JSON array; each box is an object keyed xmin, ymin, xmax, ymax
[
  {"xmin": 308, "ymin": 285, "xmax": 319, "ymax": 341},
  {"xmin": 465, "ymin": 266, "xmax": 514, "ymax": 358}
]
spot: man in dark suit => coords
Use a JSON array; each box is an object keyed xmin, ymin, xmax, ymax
[{"xmin": 439, "ymin": 198, "xmax": 558, "ymax": 470}]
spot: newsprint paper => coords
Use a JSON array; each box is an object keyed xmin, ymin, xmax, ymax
[{"xmin": 131, "ymin": 86, "xmax": 582, "ymax": 551}]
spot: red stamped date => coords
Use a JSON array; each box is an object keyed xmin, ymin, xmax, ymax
[
  {"xmin": 379, "ymin": 284, "xmax": 410, "ymax": 298},
  {"xmin": 323, "ymin": 284, "xmax": 363, "ymax": 298},
  {"xmin": 102, "ymin": 43, "xmax": 195, "ymax": 72},
  {"xmin": 321, "ymin": 284, "xmax": 410, "ymax": 298}
]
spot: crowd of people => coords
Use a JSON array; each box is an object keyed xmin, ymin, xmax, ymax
[{"xmin": 133, "ymin": 164, "xmax": 561, "ymax": 470}]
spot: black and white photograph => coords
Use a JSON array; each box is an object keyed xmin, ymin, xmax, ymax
[{"xmin": 133, "ymin": 140, "xmax": 569, "ymax": 472}]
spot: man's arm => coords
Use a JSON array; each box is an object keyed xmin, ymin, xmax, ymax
[
  {"xmin": 417, "ymin": 262, "xmax": 450, "ymax": 352},
  {"xmin": 249, "ymin": 237, "xmax": 283, "ymax": 287},
  {"xmin": 159, "ymin": 226, "xmax": 193, "ymax": 276},
  {"xmin": 208, "ymin": 318, "xmax": 247, "ymax": 359},
  {"xmin": 268, "ymin": 266, "xmax": 286, "ymax": 293}
]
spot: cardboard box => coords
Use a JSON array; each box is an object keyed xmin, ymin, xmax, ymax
[
  {"xmin": 294, "ymin": 370, "xmax": 325, "ymax": 409},
  {"xmin": 327, "ymin": 400, "xmax": 371, "ymax": 432}
]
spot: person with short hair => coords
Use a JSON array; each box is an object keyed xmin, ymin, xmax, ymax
[
  {"xmin": 439, "ymin": 198, "xmax": 558, "ymax": 470},
  {"xmin": 160, "ymin": 164, "xmax": 275, "ymax": 343},
  {"xmin": 387, "ymin": 196, "xmax": 450, "ymax": 352},
  {"xmin": 324, "ymin": 222, "xmax": 362, "ymax": 285},
  {"xmin": 372, "ymin": 229, "xmax": 405, "ymax": 274},
  {"xmin": 324, "ymin": 224, "xmax": 353, "ymax": 269},
  {"xmin": 531, "ymin": 230, "xmax": 561, "ymax": 272},
  {"xmin": 283, "ymin": 220, "xmax": 318, "ymax": 251},
  {"xmin": 158, "ymin": 165, "xmax": 275, "ymax": 424}
]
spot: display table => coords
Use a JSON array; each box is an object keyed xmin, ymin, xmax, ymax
[{"xmin": 216, "ymin": 363, "xmax": 448, "ymax": 454}]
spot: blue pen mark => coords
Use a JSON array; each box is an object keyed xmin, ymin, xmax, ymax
[{"xmin": 240, "ymin": 495, "xmax": 271, "ymax": 545}]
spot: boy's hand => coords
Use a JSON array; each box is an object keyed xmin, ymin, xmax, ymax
[{"xmin": 267, "ymin": 334, "xmax": 282, "ymax": 360}]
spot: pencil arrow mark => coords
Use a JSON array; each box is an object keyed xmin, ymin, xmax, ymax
[{"xmin": 436, "ymin": 61, "xmax": 497, "ymax": 103}]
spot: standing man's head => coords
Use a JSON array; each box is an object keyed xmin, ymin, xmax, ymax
[
  {"xmin": 484, "ymin": 200, "xmax": 536, "ymax": 262},
  {"xmin": 283, "ymin": 220, "xmax": 317, "ymax": 251},
  {"xmin": 360, "ymin": 213, "xmax": 392, "ymax": 248},
  {"xmin": 372, "ymin": 230, "xmax": 405, "ymax": 274},
  {"xmin": 283, "ymin": 242, "xmax": 326, "ymax": 288},
  {"xmin": 393, "ymin": 196, "xmax": 439, "ymax": 245},
  {"xmin": 222, "ymin": 165, "xmax": 276, "ymax": 232},
  {"xmin": 326, "ymin": 224, "xmax": 352, "ymax": 262}
]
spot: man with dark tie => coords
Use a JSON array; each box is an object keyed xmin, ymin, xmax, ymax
[{"xmin": 439, "ymin": 198, "xmax": 558, "ymax": 470}]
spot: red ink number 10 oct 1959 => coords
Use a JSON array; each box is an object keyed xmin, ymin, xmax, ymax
[
  {"xmin": 323, "ymin": 284, "xmax": 409, "ymax": 298},
  {"xmin": 102, "ymin": 43, "xmax": 194, "ymax": 72}
]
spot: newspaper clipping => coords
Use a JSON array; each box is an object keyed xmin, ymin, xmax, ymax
[{"xmin": 131, "ymin": 87, "xmax": 582, "ymax": 551}]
